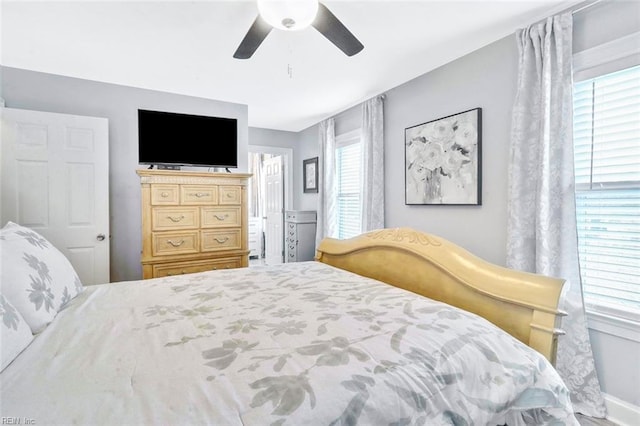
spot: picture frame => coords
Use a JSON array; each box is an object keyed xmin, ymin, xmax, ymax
[
  {"xmin": 303, "ymin": 157, "xmax": 319, "ymax": 193},
  {"xmin": 404, "ymin": 108, "xmax": 482, "ymax": 205}
]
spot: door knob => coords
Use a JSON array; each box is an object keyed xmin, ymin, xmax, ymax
[{"xmin": 97, "ymin": 234, "xmax": 106, "ymax": 241}]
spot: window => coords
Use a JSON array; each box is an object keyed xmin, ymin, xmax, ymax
[
  {"xmin": 335, "ymin": 131, "xmax": 362, "ymax": 239},
  {"xmin": 573, "ymin": 64, "xmax": 640, "ymax": 316}
]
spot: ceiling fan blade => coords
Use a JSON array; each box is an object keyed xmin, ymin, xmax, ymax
[
  {"xmin": 312, "ymin": 3, "xmax": 364, "ymax": 57},
  {"xmin": 233, "ymin": 15, "xmax": 272, "ymax": 59}
]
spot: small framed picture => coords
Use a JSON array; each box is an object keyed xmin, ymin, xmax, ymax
[{"xmin": 303, "ymin": 157, "xmax": 319, "ymax": 193}]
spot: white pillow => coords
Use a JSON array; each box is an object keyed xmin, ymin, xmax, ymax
[
  {"xmin": 0, "ymin": 293, "xmax": 34, "ymax": 372},
  {"xmin": 0, "ymin": 221, "xmax": 83, "ymax": 333}
]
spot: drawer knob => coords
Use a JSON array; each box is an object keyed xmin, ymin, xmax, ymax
[
  {"xmin": 167, "ymin": 239, "xmax": 185, "ymax": 247},
  {"xmin": 214, "ymin": 237, "xmax": 230, "ymax": 244},
  {"xmin": 167, "ymin": 215, "xmax": 185, "ymax": 222},
  {"xmin": 190, "ymin": 192, "xmax": 210, "ymax": 198},
  {"xmin": 226, "ymin": 192, "xmax": 233, "ymax": 198},
  {"xmin": 161, "ymin": 192, "xmax": 169, "ymax": 198},
  {"xmin": 214, "ymin": 214, "xmax": 229, "ymax": 221}
]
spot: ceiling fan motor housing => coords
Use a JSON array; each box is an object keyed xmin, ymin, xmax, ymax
[
  {"xmin": 234, "ymin": 0, "xmax": 364, "ymax": 59},
  {"xmin": 257, "ymin": 0, "xmax": 319, "ymax": 31}
]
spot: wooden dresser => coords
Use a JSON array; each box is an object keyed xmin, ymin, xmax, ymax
[{"xmin": 137, "ymin": 169, "xmax": 252, "ymax": 279}]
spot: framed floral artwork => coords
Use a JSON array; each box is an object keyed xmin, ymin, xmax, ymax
[
  {"xmin": 405, "ymin": 108, "xmax": 482, "ymax": 205},
  {"xmin": 303, "ymin": 157, "xmax": 319, "ymax": 193}
]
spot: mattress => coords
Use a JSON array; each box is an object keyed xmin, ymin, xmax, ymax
[{"xmin": 0, "ymin": 261, "xmax": 578, "ymax": 425}]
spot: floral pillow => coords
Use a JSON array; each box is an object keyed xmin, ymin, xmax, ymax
[
  {"xmin": 1, "ymin": 293, "xmax": 34, "ymax": 372},
  {"xmin": 0, "ymin": 222, "xmax": 83, "ymax": 333}
]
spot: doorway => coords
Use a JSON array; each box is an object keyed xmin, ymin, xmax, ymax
[{"xmin": 247, "ymin": 146, "xmax": 293, "ymax": 266}]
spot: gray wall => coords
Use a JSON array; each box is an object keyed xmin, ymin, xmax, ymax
[
  {"xmin": 295, "ymin": 103, "xmax": 366, "ymax": 212},
  {"xmin": 383, "ymin": 35, "xmax": 515, "ymax": 265},
  {"xmin": 1, "ymin": 67, "xmax": 249, "ymax": 282},
  {"xmin": 296, "ymin": 125, "xmax": 320, "ymax": 211},
  {"xmin": 292, "ymin": 0, "xmax": 640, "ymax": 411},
  {"xmin": 296, "ymin": 35, "xmax": 516, "ymax": 265},
  {"xmin": 249, "ymin": 127, "xmax": 298, "ymax": 151},
  {"xmin": 573, "ymin": 0, "xmax": 640, "ymax": 53}
]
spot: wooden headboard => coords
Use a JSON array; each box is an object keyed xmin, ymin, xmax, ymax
[{"xmin": 316, "ymin": 227, "xmax": 567, "ymax": 365}]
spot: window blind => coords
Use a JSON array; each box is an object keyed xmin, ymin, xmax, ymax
[
  {"xmin": 336, "ymin": 141, "xmax": 362, "ymax": 239},
  {"xmin": 573, "ymin": 64, "xmax": 640, "ymax": 312}
]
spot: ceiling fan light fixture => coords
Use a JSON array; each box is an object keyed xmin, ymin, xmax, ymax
[{"xmin": 257, "ymin": 0, "xmax": 319, "ymax": 31}]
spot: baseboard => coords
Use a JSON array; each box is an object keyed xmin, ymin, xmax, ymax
[{"xmin": 604, "ymin": 393, "xmax": 640, "ymax": 426}]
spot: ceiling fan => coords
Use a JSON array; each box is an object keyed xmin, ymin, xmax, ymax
[{"xmin": 234, "ymin": 0, "xmax": 364, "ymax": 59}]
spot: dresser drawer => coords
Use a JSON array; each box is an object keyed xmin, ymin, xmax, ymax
[
  {"xmin": 152, "ymin": 257, "xmax": 242, "ymax": 277},
  {"xmin": 151, "ymin": 185, "xmax": 179, "ymax": 205},
  {"xmin": 219, "ymin": 186, "xmax": 241, "ymax": 205},
  {"xmin": 201, "ymin": 206, "xmax": 241, "ymax": 228},
  {"xmin": 152, "ymin": 231, "xmax": 199, "ymax": 256},
  {"xmin": 285, "ymin": 210, "xmax": 317, "ymax": 223},
  {"xmin": 201, "ymin": 229, "xmax": 241, "ymax": 252},
  {"xmin": 152, "ymin": 207, "xmax": 199, "ymax": 231},
  {"xmin": 138, "ymin": 170, "xmax": 251, "ymax": 280},
  {"xmin": 287, "ymin": 227, "xmax": 296, "ymax": 239},
  {"xmin": 181, "ymin": 185, "xmax": 218, "ymax": 205}
]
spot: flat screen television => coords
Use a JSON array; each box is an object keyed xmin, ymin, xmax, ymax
[{"xmin": 138, "ymin": 109, "xmax": 238, "ymax": 168}]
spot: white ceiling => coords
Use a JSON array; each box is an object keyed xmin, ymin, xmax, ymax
[{"xmin": 1, "ymin": 0, "xmax": 580, "ymax": 131}]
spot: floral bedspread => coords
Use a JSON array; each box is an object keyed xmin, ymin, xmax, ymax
[{"xmin": 1, "ymin": 261, "xmax": 578, "ymax": 425}]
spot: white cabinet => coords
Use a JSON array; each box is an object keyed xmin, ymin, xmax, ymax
[
  {"xmin": 285, "ymin": 210, "xmax": 317, "ymax": 262},
  {"xmin": 248, "ymin": 217, "xmax": 262, "ymax": 258}
]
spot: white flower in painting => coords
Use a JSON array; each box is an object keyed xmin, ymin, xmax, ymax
[
  {"xmin": 454, "ymin": 122, "xmax": 477, "ymax": 153},
  {"xmin": 429, "ymin": 119, "xmax": 455, "ymax": 144},
  {"xmin": 417, "ymin": 123, "xmax": 435, "ymax": 140},
  {"xmin": 406, "ymin": 137, "xmax": 427, "ymax": 163},
  {"xmin": 419, "ymin": 141, "xmax": 446, "ymax": 171},
  {"xmin": 440, "ymin": 149, "xmax": 471, "ymax": 176}
]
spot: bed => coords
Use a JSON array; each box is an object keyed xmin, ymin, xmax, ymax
[{"xmin": 0, "ymin": 224, "xmax": 578, "ymax": 425}]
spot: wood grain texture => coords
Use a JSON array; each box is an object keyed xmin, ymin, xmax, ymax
[{"xmin": 137, "ymin": 169, "xmax": 251, "ymax": 278}]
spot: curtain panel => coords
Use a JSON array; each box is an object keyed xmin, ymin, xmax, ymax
[
  {"xmin": 316, "ymin": 118, "xmax": 336, "ymax": 248},
  {"xmin": 361, "ymin": 96, "xmax": 385, "ymax": 232},
  {"xmin": 506, "ymin": 12, "xmax": 606, "ymax": 417}
]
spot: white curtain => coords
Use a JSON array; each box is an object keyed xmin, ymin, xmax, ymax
[
  {"xmin": 361, "ymin": 96, "xmax": 385, "ymax": 232},
  {"xmin": 316, "ymin": 118, "xmax": 336, "ymax": 248},
  {"xmin": 506, "ymin": 13, "xmax": 606, "ymax": 417},
  {"xmin": 248, "ymin": 152, "xmax": 264, "ymax": 218}
]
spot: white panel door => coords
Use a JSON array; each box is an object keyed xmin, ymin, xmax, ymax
[
  {"xmin": 1, "ymin": 107, "xmax": 110, "ymax": 285},
  {"xmin": 264, "ymin": 155, "xmax": 284, "ymax": 265}
]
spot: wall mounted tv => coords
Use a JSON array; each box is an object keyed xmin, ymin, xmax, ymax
[{"xmin": 138, "ymin": 109, "xmax": 238, "ymax": 168}]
